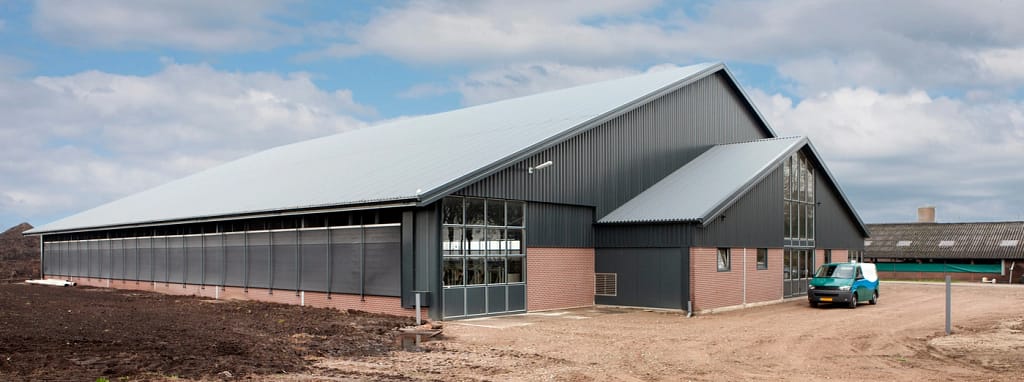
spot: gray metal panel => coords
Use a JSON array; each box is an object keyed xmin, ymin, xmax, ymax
[
  {"xmin": 465, "ymin": 287, "xmax": 487, "ymax": 315},
  {"xmin": 595, "ymin": 224, "xmax": 690, "ymax": 248},
  {"xmin": 271, "ymin": 231, "xmax": 299, "ymax": 291},
  {"xmin": 168, "ymin": 237, "xmax": 185, "ymax": 284},
  {"xmin": 443, "ymin": 288, "xmax": 465, "ymax": 318},
  {"xmin": 138, "ymin": 238, "xmax": 153, "ymax": 281},
  {"xmin": 88, "ymin": 240, "xmax": 101, "ymax": 278},
  {"xmin": 363, "ymin": 226, "xmax": 401, "ymax": 296},
  {"xmin": 299, "ymin": 230, "xmax": 328, "ymax": 291},
  {"xmin": 153, "ymin": 238, "xmax": 168, "ymax": 283},
  {"xmin": 414, "ymin": 206, "xmax": 441, "ymax": 316},
  {"xmin": 594, "ymin": 248, "xmax": 684, "ymax": 309},
  {"xmin": 32, "ymin": 64, "xmax": 726, "ymax": 235},
  {"xmin": 203, "ymin": 234, "xmax": 224, "ymax": 286},
  {"xmin": 185, "ymin": 236, "xmax": 203, "ymax": 284},
  {"xmin": 100, "ymin": 240, "xmax": 111, "ymax": 279},
  {"xmin": 487, "ymin": 285, "xmax": 507, "ymax": 313},
  {"xmin": 458, "ymin": 72, "xmax": 770, "ymax": 218},
  {"xmin": 330, "ymin": 239, "xmax": 361, "ymax": 294},
  {"xmin": 247, "ymin": 232, "xmax": 270, "ymax": 288},
  {"xmin": 523, "ymin": 202, "xmax": 593, "ymax": 247},
  {"xmin": 401, "ymin": 211, "xmax": 415, "ymax": 307},
  {"xmin": 111, "ymin": 240, "xmax": 125, "ymax": 279},
  {"xmin": 693, "ymin": 166, "xmax": 785, "ymax": 248},
  {"xmin": 815, "ymin": 171, "xmax": 868, "ymax": 249},
  {"xmin": 124, "ymin": 238, "xmax": 138, "ymax": 281},
  {"xmin": 508, "ymin": 284, "xmax": 526, "ymax": 311},
  {"xmin": 223, "ymin": 233, "xmax": 245, "ymax": 287}
]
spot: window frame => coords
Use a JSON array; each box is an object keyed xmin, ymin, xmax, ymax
[
  {"xmin": 717, "ymin": 248, "xmax": 731, "ymax": 272},
  {"xmin": 756, "ymin": 248, "xmax": 768, "ymax": 270}
]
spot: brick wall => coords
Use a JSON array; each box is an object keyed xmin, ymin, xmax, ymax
[
  {"xmin": 832, "ymin": 249, "xmax": 850, "ymax": 263},
  {"xmin": 62, "ymin": 276, "xmax": 422, "ymax": 317},
  {"xmin": 690, "ymin": 247, "xmax": 783, "ymax": 312},
  {"xmin": 527, "ymin": 247, "xmax": 594, "ymax": 311}
]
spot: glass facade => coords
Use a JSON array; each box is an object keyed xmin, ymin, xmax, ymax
[
  {"xmin": 442, "ymin": 196, "xmax": 525, "ymax": 288},
  {"xmin": 783, "ymin": 152, "xmax": 815, "ymax": 247}
]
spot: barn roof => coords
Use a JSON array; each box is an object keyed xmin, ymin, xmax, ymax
[
  {"xmin": 31, "ymin": 63, "xmax": 743, "ymax": 234},
  {"xmin": 599, "ymin": 136, "xmax": 805, "ymax": 224},
  {"xmin": 865, "ymin": 222, "xmax": 1024, "ymax": 259}
]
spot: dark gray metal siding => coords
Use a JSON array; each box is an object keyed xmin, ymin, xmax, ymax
[
  {"xmin": 595, "ymin": 224, "xmax": 690, "ymax": 248},
  {"xmin": 413, "ymin": 205, "xmax": 442, "ymax": 318},
  {"xmin": 693, "ymin": 166, "xmax": 785, "ymax": 248},
  {"xmin": 594, "ymin": 247, "xmax": 686, "ymax": 309},
  {"xmin": 458, "ymin": 72, "xmax": 771, "ymax": 219},
  {"xmin": 524, "ymin": 202, "xmax": 594, "ymax": 247},
  {"xmin": 815, "ymin": 172, "xmax": 867, "ymax": 249}
]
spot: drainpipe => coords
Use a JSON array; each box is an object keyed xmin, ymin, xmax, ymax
[
  {"xmin": 742, "ymin": 248, "xmax": 747, "ymax": 306},
  {"xmin": 39, "ymin": 234, "xmax": 44, "ymax": 279}
]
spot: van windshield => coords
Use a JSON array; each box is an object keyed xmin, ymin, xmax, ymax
[{"xmin": 815, "ymin": 264, "xmax": 856, "ymax": 279}]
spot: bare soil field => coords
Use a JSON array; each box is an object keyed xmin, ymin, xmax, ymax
[
  {"xmin": 292, "ymin": 282, "xmax": 1024, "ymax": 381},
  {"xmin": 2, "ymin": 282, "xmax": 1022, "ymax": 381},
  {"xmin": 0, "ymin": 284, "xmax": 413, "ymax": 380}
]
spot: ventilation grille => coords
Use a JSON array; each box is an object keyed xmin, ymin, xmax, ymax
[{"xmin": 595, "ymin": 273, "xmax": 617, "ymax": 296}]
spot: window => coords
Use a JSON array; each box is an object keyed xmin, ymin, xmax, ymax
[
  {"xmin": 824, "ymin": 249, "xmax": 832, "ymax": 264},
  {"xmin": 717, "ymin": 248, "xmax": 731, "ymax": 272},
  {"xmin": 442, "ymin": 196, "xmax": 526, "ymax": 287},
  {"xmin": 938, "ymin": 240, "xmax": 955, "ymax": 247},
  {"xmin": 756, "ymin": 248, "xmax": 768, "ymax": 270},
  {"xmin": 897, "ymin": 240, "xmax": 912, "ymax": 247},
  {"xmin": 783, "ymin": 152, "xmax": 815, "ymax": 246}
]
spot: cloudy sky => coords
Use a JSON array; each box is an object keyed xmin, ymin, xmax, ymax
[{"xmin": 2, "ymin": 0, "xmax": 1023, "ymax": 230}]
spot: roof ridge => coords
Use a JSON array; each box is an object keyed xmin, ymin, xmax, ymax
[{"xmin": 716, "ymin": 135, "xmax": 803, "ymax": 147}]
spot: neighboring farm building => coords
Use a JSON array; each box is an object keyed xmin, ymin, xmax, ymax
[
  {"xmin": 866, "ymin": 208, "xmax": 1024, "ymax": 283},
  {"xmin": 26, "ymin": 62, "xmax": 868, "ymax": 319}
]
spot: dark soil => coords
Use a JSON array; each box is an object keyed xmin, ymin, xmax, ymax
[
  {"xmin": 0, "ymin": 283, "xmax": 414, "ymax": 380},
  {"xmin": 0, "ymin": 223, "xmax": 39, "ymax": 282}
]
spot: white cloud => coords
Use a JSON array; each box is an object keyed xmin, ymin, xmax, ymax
[
  {"xmin": 751, "ymin": 87, "xmax": 1024, "ymax": 222},
  {"xmin": 32, "ymin": 0, "xmax": 301, "ymax": 51},
  {"xmin": 0, "ymin": 62, "xmax": 371, "ymax": 226},
  {"xmin": 454, "ymin": 63, "xmax": 642, "ymax": 105}
]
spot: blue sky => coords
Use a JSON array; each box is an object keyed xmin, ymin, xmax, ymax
[{"xmin": 3, "ymin": 0, "xmax": 1024, "ymax": 230}]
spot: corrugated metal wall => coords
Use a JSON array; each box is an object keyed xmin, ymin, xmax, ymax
[
  {"xmin": 814, "ymin": 171, "xmax": 866, "ymax": 249},
  {"xmin": 458, "ymin": 72, "xmax": 771, "ymax": 221},
  {"xmin": 412, "ymin": 205, "xmax": 442, "ymax": 316},
  {"xmin": 42, "ymin": 225, "xmax": 402, "ymax": 296},
  {"xmin": 523, "ymin": 202, "xmax": 594, "ymax": 247},
  {"xmin": 594, "ymin": 247, "xmax": 687, "ymax": 309},
  {"xmin": 595, "ymin": 223, "xmax": 690, "ymax": 248},
  {"xmin": 693, "ymin": 166, "xmax": 785, "ymax": 248}
]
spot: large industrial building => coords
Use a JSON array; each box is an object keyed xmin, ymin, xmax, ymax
[{"xmin": 27, "ymin": 62, "xmax": 868, "ymax": 320}]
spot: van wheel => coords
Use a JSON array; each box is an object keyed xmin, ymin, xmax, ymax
[
  {"xmin": 869, "ymin": 291, "xmax": 878, "ymax": 305},
  {"xmin": 848, "ymin": 293, "xmax": 858, "ymax": 309}
]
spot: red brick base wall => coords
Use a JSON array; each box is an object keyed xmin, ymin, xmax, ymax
[
  {"xmin": 527, "ymin": 247, "xmax": 594, "ymax": 311},
  {"xmin": 690, "ymin": 247, "xmax": 783, "ymax": 311},
  {"xmin": 61, "ymin": 276, "xmax": 422, "ymax": 317}
]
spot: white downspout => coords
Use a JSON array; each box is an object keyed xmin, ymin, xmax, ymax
[{"xmin": 742, "ymin": 248, "xmax": 747, "ymax": 306}]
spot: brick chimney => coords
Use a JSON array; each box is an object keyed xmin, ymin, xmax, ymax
[{"xmin": 917, "ymin": 206, "xmax": 936, "ymax": 223}]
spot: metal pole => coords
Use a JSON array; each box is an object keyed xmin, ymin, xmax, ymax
[
  {"xmin": 945, "ymin": 275, "xmax": 952, "ymax": 335},
  {"xmin": 415, "ymin": 292, "xmax": 422, "ymax": 325}
]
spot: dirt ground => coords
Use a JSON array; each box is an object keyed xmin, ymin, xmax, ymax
[
  {"xmin": 291, "ymin": 282, "xmax": 1024, "ymax": 381},
  {"xmin": 3, "ymin": 282, "xmax": 1023, "ymax": 381},
  {"xmin": 0, "ymin": 284, "xmax": 413, "ymax": 380}
]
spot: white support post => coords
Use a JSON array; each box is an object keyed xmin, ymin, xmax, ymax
[{"xmin": 415, "ymin": 292, "xmax": 422, "ymax": 326}]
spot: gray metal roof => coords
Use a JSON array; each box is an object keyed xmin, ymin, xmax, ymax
[
  {"xmin": 30, "ymin": 62, "xmax": 729, "ymax": 234},
  {"xmin": 866, "ymin": 222, "xmax": 1024, "ymax": 259},
  {"xmin": 598, "ymin": 137, "xmax": 806, "ymax": 224}
]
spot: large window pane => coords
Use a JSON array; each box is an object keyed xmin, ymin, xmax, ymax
[
  {"xmin": 466, "ymin": 257, "xmax": 485, "ymax": 285},
  {"xmin": 507, "ymin": 256, "xmax": 524, "ymax": 283},
  {"xmin": 507, "ymin": 229, "xmax": 523, "ymax": 255},
  {"xmin": 465, "ymin": 198, "xmax": 485, "ymax": 225},
  {"xmin": 443, "ymin": 258, "xmax": 464, "ymax": 286},
  {"xmin": 487, "ymin": 257, "xmax": 506, "ymax": 284},
  {"xmin": 486, "ymin": 200, "xmax": 505, "ymax": 226},
  {"xmin": 442, "ymin": 197, "xmax": 464, "ymax": 225},
  {"xmin": 487, "ymin": 228, "xmax": 505, "ymax": 255},
  {"xmin": 808, "ymin": 206, "xmax": 815, "ymax": 239},
  {"xmin": 783, "ymin": 201, "xmax": 792, "ymax": 238},
  {"xmin": 443, "ymin": 226, "xmax": 464, "ymax": 255},
  {"xmin": 507, "ymin": 201, "xmax": 524, "ymax": 227},
  {"xmin": 466, "ymin": 227, "xmax": 486, "ymax": 255}
]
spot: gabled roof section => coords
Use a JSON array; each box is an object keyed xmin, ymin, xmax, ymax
[
  {"xmin": 31, "ymin": 62, "xmax": 761, "ymax": 235},
  {"xmin": 599, "ymin": 137, "xmax": 806, "ymax": 225},
  {"xmin": 865, "ymin": 222, "xmax": 1024, "ymax": 259}
]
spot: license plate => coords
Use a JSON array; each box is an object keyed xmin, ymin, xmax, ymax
[{"xmin": 820, "ymin": 297, "xmax": 833, "ymax": 302}]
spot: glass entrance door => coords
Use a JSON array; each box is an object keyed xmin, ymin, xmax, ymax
[{"xmin": 783, "ymin": 248, "xmax": 813, "ymax": 297}]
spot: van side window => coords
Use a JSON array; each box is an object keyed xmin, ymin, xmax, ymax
[{"xmin": 856, "ymin": 267, "xmax": 864, "ymax": 279}]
